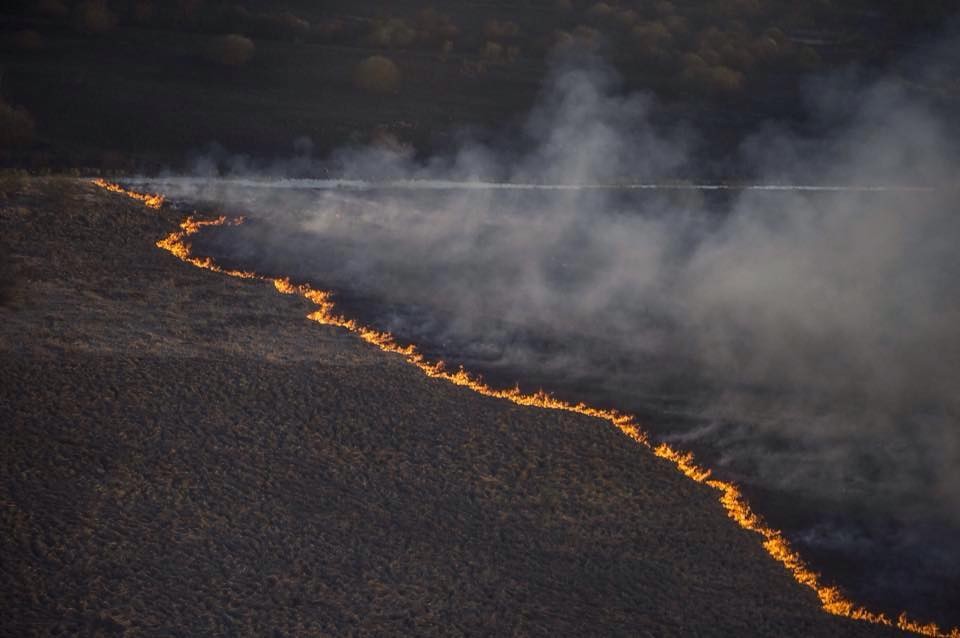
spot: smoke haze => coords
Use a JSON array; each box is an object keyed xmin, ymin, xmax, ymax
[{"xmin": 133, "ymin": 43, "xmax": 960, "ymax": 622}]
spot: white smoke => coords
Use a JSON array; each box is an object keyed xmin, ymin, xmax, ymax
[{"xmin": 128, "ymin": 42, "xmax": 960, "ymax": 619}]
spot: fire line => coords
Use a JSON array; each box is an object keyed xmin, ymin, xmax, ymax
[{"xmin": 93, "ymin": 178, "xmax": 959, "ymax": 638}]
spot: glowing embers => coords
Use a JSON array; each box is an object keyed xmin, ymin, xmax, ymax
[{"xmin": 92, "ymin": 178, "xmax": 960, "ymax": 638}]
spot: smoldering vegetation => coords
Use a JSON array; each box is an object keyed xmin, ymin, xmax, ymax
[{"xmin": 132, "ymin": 44, "xmax": 960, "ymax": 623}]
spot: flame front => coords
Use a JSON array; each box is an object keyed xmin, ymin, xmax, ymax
[
  {"xmin": 92, "ymin": 178, "xmax": 165, "ymax": 209},
  {"xmin": 94, "ymin": 179, "xmax": 960, "ymax": 638}
]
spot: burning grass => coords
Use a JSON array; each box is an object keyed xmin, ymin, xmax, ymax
[{"xmin": 95, "ymin": 178, "xmax": 960, "ymax": 638}]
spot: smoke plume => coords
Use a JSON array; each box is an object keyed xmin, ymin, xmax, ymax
[{"xmin": 133, "ymin": 41, "xmax": 960, "ymax": 621}]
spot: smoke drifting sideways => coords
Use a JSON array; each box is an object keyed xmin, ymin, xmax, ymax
[{"xmin": 138, "ymin": 45, "xmax": 960, "ymax": 619}]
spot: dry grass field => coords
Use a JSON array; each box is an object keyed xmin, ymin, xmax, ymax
[{"xmin": 0, "ymin": 177, "xmax": 904, "ymax": 636}]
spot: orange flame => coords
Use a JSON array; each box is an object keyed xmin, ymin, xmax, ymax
[
  {"xmin": 91, "ymin": 178, "xmax": 165, "ymax": 209},
  {"xmin": 93, "ymin": 179, "xmax": 960, "ymax": 638}
]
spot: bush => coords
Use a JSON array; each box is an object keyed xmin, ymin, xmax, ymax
[
  {"xmin": 718, "ymin": 42, "xmax": 755, "ymax": 71},
  {"xmin": 587, "ymin": 3, "xmax": 637, "ymax": 29},
  {"xmin": 553, "ymin": 25, "xmax": 602, "ymax": 51},
  {"xmin": 664, "ymin": 15, "xmax": 688, "ymax": 38},
  {"xmin": 362, "ymin": 11, "xmax": 458, "ymax": 50},
  {"xmin": 679, "ymin": 57, "xmax": 744, "ymax": 94},
  {"xmin": 586, "ymin": 2, "xmax": 615, "ymax": 21},
  {"xmin": 459, "ymin": 59, "xmax": 487, "ymax": 79},
  {"xmin": 175, "ymin": 0, "xmax": 204, "ymax": 23},
  {"xmin": 369, "ymin": 128, "xmax": 411, "ymax": 154},
  {"xmin": 0, "ymin": 100, "xmax": 36, "ymax": 148},
  {"xmin": 353, "ymin": 56, "xmax": 401, "ymax": 94},
  {"xmin": 653, "ymin": 1, "xmax": 675, "ymax": 17},
  {"xmin": 311, "ymin": 18, "xmax": 362, "ymax": 45},
  {"xmin": 704, "ymin": 65, "xmax": 744, "ymax": 92},
  {"xmin": 484, "ymin": 19, "xmax": 520, "ymax": 40},
  {"xmin": 750, "ymin": 35, "xmax": 780, "ymax": 65},
  {"xmin": 244, "ymin": 11, "xmax": 310, "ymax": 41},
  {"xmin": 272, "ymin": 12, "xmax": 310, "ymax": 39},
  {"xmin": 366, "ymin": 18, "xmax": 416, "ymax": 48},
  {"xmin": 632, "ymin": 21, "xmax": 671, "ymax": 48},
  {"xmin": 630, "ymin": 22, "xmax": 674, "ymax": 64},
  {"xmin": 206, "ymin": 34, "xmax": 255, "ymax": 66},
  {"xmin": 416, "ymin": 9, "xmax": 459, "ymax": 45},
  {"xmin": 34, "ymin": 0, "xmax": 69, "ymax": 20},
  {"xmin": 482, "ymin": 41, "xmax": 504, "ymax": 61},
  {"xmin": 132, "ymin": 0, "xmax": 156, "ymax": 24},
  {"xmin": 73, "ymin": 0, "xmax": 117, "ymax": 34},
  {"xmin": 439, "ymin": 39, "xmax": 454, "ymax": 59},
  {"xmin": 8, "ymin": 30, "xmax": 44, "ymax": 51},
  {"xmin": 792, "ymin": 45, "xmax": 821, "ymax": 71}
]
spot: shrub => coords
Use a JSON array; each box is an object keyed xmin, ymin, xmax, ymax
[
  {"xmin": 459, "ymin": 59, "xmax": 487, "ymax": 79},
  {"xmin": 440, "ymin": 39, "xmax": 454, "ymax": 59},
  {"xmin": 366, "ymin": 18, "xmax": 416, "ymax": 48},
  {"xmin": 704, "ymin": 65, "xmax": 744, "ymax": 92},
  {"xmin": 680, "ymin": 57, "xmax": 744, "ymax": 94},
  {"xmin": 73, "ymin": 0, "xmax": 117, "ymax": 34},
  {"xmin": 613, "ymin": 9, "xmax": 639, "ymax": 28},
  {"xmin": 482, "ymin": 41, "xmax": 504, "ymax": 62},
  {"xmin": 369, "ymin": 128, "xmax": 410, "ymax": 154},
  {"xmin": 132, "ymin": 0, "xmax": 156, "ymax": 24},
  {"xmin": 697, "ymin": 26, "xmax": 728, "ymax": 52},
  {"xmin": 792, "ymin": 45, "xmax": 821, "ymax": 71},
  {"xmin": 750, "ymin": 35, "xmax": 780, "ymax": 65},
  {"xmin": 246, "ymin": 11, "xmax": 310, "ymax": 40},
  {"xmin": 629, "ymin": 21, "xmax": 676, "ymax": 67},
  {"xmin": 312, "ymin": 18, "xmax": 362, "ymax": 45},
  {"xmin": 206, "ymin": 34, "xmax": 255, "ymax": 66},
  {"xmin": 697, "ymin": 45, "xmax": 721, "ymax": 66},
  {"xmin": 665, "ymin": 15, "xmax": 688, "ymax": 38},
  {"xmin": 175, "ymin": 0, "xmax": 204, "ymax": 22},
  {"xmin": 632, "ymin": 21, "xmax": 671, "ymax": 49},
  {"xmin": 363, "ymin": 11, "xmax": 458, "ymax": 50},
  {"xmin": 719, "ymin": 42, "xmax": 755, "ymax": 71},
  {"xmin": 587, "ymin": 4, "xmax": 637, "ymax": 29},
  {"xmin": 0, "ymin": 100, "xmax": 36, "ymax": 148},
  {"xmin": 9, "ymin": 30, "xmax": 44, "ymax": 51},
  {"xmin": 273, "ymin": 12, "xmax": 310, "ymax": 40},
  {"xmin": 353, "ymin": 56, "xmax": 401, "ymax": 94},
  {"xmin": 34, "ymin": 0, "xmax": 69, "ymax": 20},
  {"xmin": 653, "ymin": 1, "xmax": 675, "ymax": 17},
  {"xmin": 554, "ymin": 25, "xmax": 602, "ymax": 52},
  {"xmin": 484, "ymin": 19, "xmax": 520, "ymax": 40},
  {"xmin": 416, "ymin": 9, "xmax": 459, "ymax": 45},
  {"xmin": 586, "ymin": 3, "xmax": 615, "ymax": 21}
]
